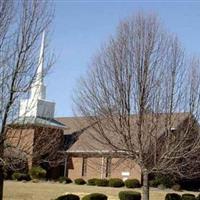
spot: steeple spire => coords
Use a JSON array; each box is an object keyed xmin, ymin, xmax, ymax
[
  {"xmin": 37, "ymin": 31, "xmax": 45, "ymax": 85},
  {"xmin": 19, "ymin": 31, "xmax": 55, "ymax": 119},
  {"xmin": 30, "ymin": 31, "xmax": 46, "ymax": 100}
]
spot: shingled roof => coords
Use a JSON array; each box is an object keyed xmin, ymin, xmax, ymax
[{"xmin": 56, "ymin": 113, "xmax": 193, "ymax": 154}]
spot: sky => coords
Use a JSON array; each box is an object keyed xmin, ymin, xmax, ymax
[{"xmin": 45, "ymin": 1, "xmax": 200, "ymax": 117}]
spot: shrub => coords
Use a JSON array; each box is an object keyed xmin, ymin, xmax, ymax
[
  {"xmin": 149, "ymin": 179, "xmax": 161, "ymax": 187},
  {"xmin": 172, "ymin": 184, "xmax": 182, "ymax": 191},
  {"xmin": 3, "ymin": 169, "xmax": 8, "ymax": 180},
  {"xmin": 152, "ymin": 174, "xmax": 175, "ymax": 188},
  {"xmin": 12, "ymin": 172, "xmax": 30, "ymax": 181},
  {"xmin": 59, "ymin": 177, "xmax": 72, "ymax": 184},
  {"xmin": 124, "ymin": 179, "xmax": 140, "ymax": 188},
  {"xmin": 29, "ymin": 166, "xmax": 46, "ymax": 179},
  {"xmin": 181, "ymin": 194, "xmax": 196, "ymax": 200},
  {"xmin": 32, "ymin": 179, "xmax": 40, "ymax": 183},
  {"xmin": 165, "ymin": 193, "xmax": 181, "ymax": 200},
  {"xmin": 179, "ymin": 179, "xmax": 200, "ymax": 191},
  {"xmin": 55, "ymin": 194, "xmax": 80, "ymax": 200},
  {"xmin": 59, "ymin": 177, "xmax": 66, "ymax": 183},
  {"xmin": 108, "ymin": 178, "xmax": 124, "ymax": 187},
  {"xmin": 119, "ymin": 191, "xmax": 141, "ymax": 200},
  {"xmin": 87, "ymin": 178, "xmax": 98, "ymax": 186},
  {"xmin": 74, "ymin": 178, "xmax": 86, "ymax": 185},
  {"xmin": 12, "ymin": 172, "xmax": 21, "ymax": 180},
  {"xmin": 82, "ymin": 193, "xmax": 107, "ymax": 200},
  {"xmin": 95, "ymin": 179, "xmax": 108, "ymax": 187},
  {"xmin": 158, "ymin": 184, "xmax": 166, "ymax": 190},
  {"xmin": 66, "ymin": 178, "xmax": 72, "ymax": 184}
]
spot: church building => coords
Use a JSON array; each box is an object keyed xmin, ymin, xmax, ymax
[{"xmin": 5, "ymin": 33, "xmax": 198, "ymax": 182}]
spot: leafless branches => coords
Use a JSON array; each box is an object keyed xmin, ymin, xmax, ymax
[
  {"xmin": 74, "ymin": 13, "xmax": 200, "ymax": 200},
  {"xmin": 0, "ymin": 0, "xmax": 54, "ymax": 199}
]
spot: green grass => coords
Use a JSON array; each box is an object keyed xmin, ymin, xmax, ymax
[{"xmin": 3, "ymin": 180, "xmax": 199, "ymax": 200}]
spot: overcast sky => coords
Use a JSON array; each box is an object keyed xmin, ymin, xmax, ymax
[{"xmin": 46, "ymin": 1, "xmax": 200, "ymax": 117}]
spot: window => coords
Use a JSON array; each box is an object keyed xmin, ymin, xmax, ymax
[
  {"xmin": 81, "ymin": 157, "xmax": 87, "ymax": 176},
  {"xmin": 105, "ymin": 157, "xmax": 111, "ymax": 177}
]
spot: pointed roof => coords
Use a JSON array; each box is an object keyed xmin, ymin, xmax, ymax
[
  {"xmin": 19, "ymin": 31, "xmax": 55, "ymax": 119},
  {"xmin": 34, "ymin": 31, "xmax": 45, "ymax": 87}
]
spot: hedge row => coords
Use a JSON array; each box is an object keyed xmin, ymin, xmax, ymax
[
  {"xmin": 12, "ymin": 173, "xmax": 141, "ymax": 189},
  {"xmin": 55, "ymin": 193, "xmax": 200, "ymax": 200},
  {"xmin": 165, "ymin": 193, "xmax": 200, "ymax": 200},
  {"xmin": 74, "ymin": 178, "xmax": 140, "ymax": 188},
  {"xmin": 55, "ymin": 191, "xmax": 142, "ymax": 200},
  {"xmin": 149, "ymin": 174, "xmax": 176, "ymax": 189},
  {"xmin": 12, "ymin": 166, "xmax": 47, "ymax": 181},
  {"xmin": 149, "ymin": 174, "xmax": 200, "ymax": 192},
  {"xmin": 12, "ymin": 172, "xmax": 31, "ymax": 181}
]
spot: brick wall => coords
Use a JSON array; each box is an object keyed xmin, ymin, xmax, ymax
[
  {"xmin": 6, "ymin": 125, "xmax": 64, "ymax": 173},
  {"xmin": 67, "ymin": 156, "xmax": 141, "ymax": 182},
  {"xmin": 6, "ymin": 127, "xmax": 35, "ymax": 168},
  {"xmin": 111, "ymin": 158, "xmax": 141, "ymax": 181},
  {"xmin": 33, "ymin": 126, "xmax": 63, "ymax": 166}
]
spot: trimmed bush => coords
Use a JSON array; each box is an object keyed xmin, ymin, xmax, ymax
[
  {"xmin": 165, "ymin": 193, "xmax": 181, "ymax": 200},
  {"xmin": 182, "ymin": 194, "xmax": 196, "ymax": 200},
  {"xmin": 87, "ymin": 178, "xmax": 98, "ymax": 186},
  {"xmin": 95, "ymin": 179, "xmax": 108, "ymax": 187},
  {"xmin": 65, "ymin": 178, "xmax": 72, "ymax": 184},
  {"xmin": 108, "ymin": 178, "xmax": 124, "ymax": 187},
  {"xmin": 119, "ymin": 191, "xmax": 141, "ymax": 200},
  {"xmin": 29, "ymin": 166, "xmax": 46, "ymax": 179},
  {"xmin": 12, "ymin": 172, "xmax": 30, "ymax": 181},
  {"xmin": 74, "ymin": 178, "xmax": 86, "ymax": 185},
  {"xmin": 82, "ymin": 193, "xmax": 107, "ymax": 200},
  {"xmin": 58, "ymin": 177, "xmax": 72, "ymax": 184},
  {"xmin": 124, "ymin": 179, "xmax": 140, "ymax": 188},
  {"xmin": 152, "ymin": 175, "xmax": 175, "ymax": 188},
  {"xmin": 55, "ymin": 194, "xmax": 80, "ymax": 200},
  {"xmin": 172, "ymin": 184, "xmax": 182, "ymax": 191}
]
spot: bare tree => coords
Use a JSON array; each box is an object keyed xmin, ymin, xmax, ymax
[
  {"xmin": 0, "ymin": 0, "xmax": 54, "ymax": 199},
  {"xmin": 74, "ymin": 13, "xmax": 200, "ymax": 200}
]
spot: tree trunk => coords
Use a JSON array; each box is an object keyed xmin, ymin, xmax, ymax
[
  {"xmin": 142, "ymin": 169, "xmax": 149, "ymax": 200},
  {"xmin": 0, "ymin": 166, "xmax": 4, "ymax": 200},
  {"xmin": 0, "ymin": 142, "xmax": 4, "ymax": 200}
]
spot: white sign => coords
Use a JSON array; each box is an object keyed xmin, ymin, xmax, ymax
[{"xmin": 121, "ymin": 171, "xmax": 130, "ymax": 176}]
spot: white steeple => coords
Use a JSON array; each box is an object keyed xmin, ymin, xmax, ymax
[
  {"xmin": 19, "ymin": 31, "xmax": 55, "ymax": 119},
  {"xmin": 30, "ymin": 31, "xmax": 46, "ymax": 101},
  {"xmin": 38, "ymin": 31, "xmax": 45, "ymax": 84}
]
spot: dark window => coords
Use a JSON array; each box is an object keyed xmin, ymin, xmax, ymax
[
  {"xmin": 81, "ymin": 157, "xmax": 87, "ymax": 176},
  {"xmin": 105, "ymin": 157, "xmax": 111, "ymax": 177}
]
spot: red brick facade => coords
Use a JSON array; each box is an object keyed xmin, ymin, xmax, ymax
[
  {"xmin": 67, "ymin": 156, "xmax": 141, "ymax": 181},
  {"xmin": 6, "ymin": 125, "xmax": 64, "ymax": 178},
  {"xmin": 6, "ymin": 124, "xmax": 143, "ymax": 181}
]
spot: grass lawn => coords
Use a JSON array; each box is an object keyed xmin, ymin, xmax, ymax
[{"xmin": 3, "ymin": 180, "xmax": 199, "ymax": 200}]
